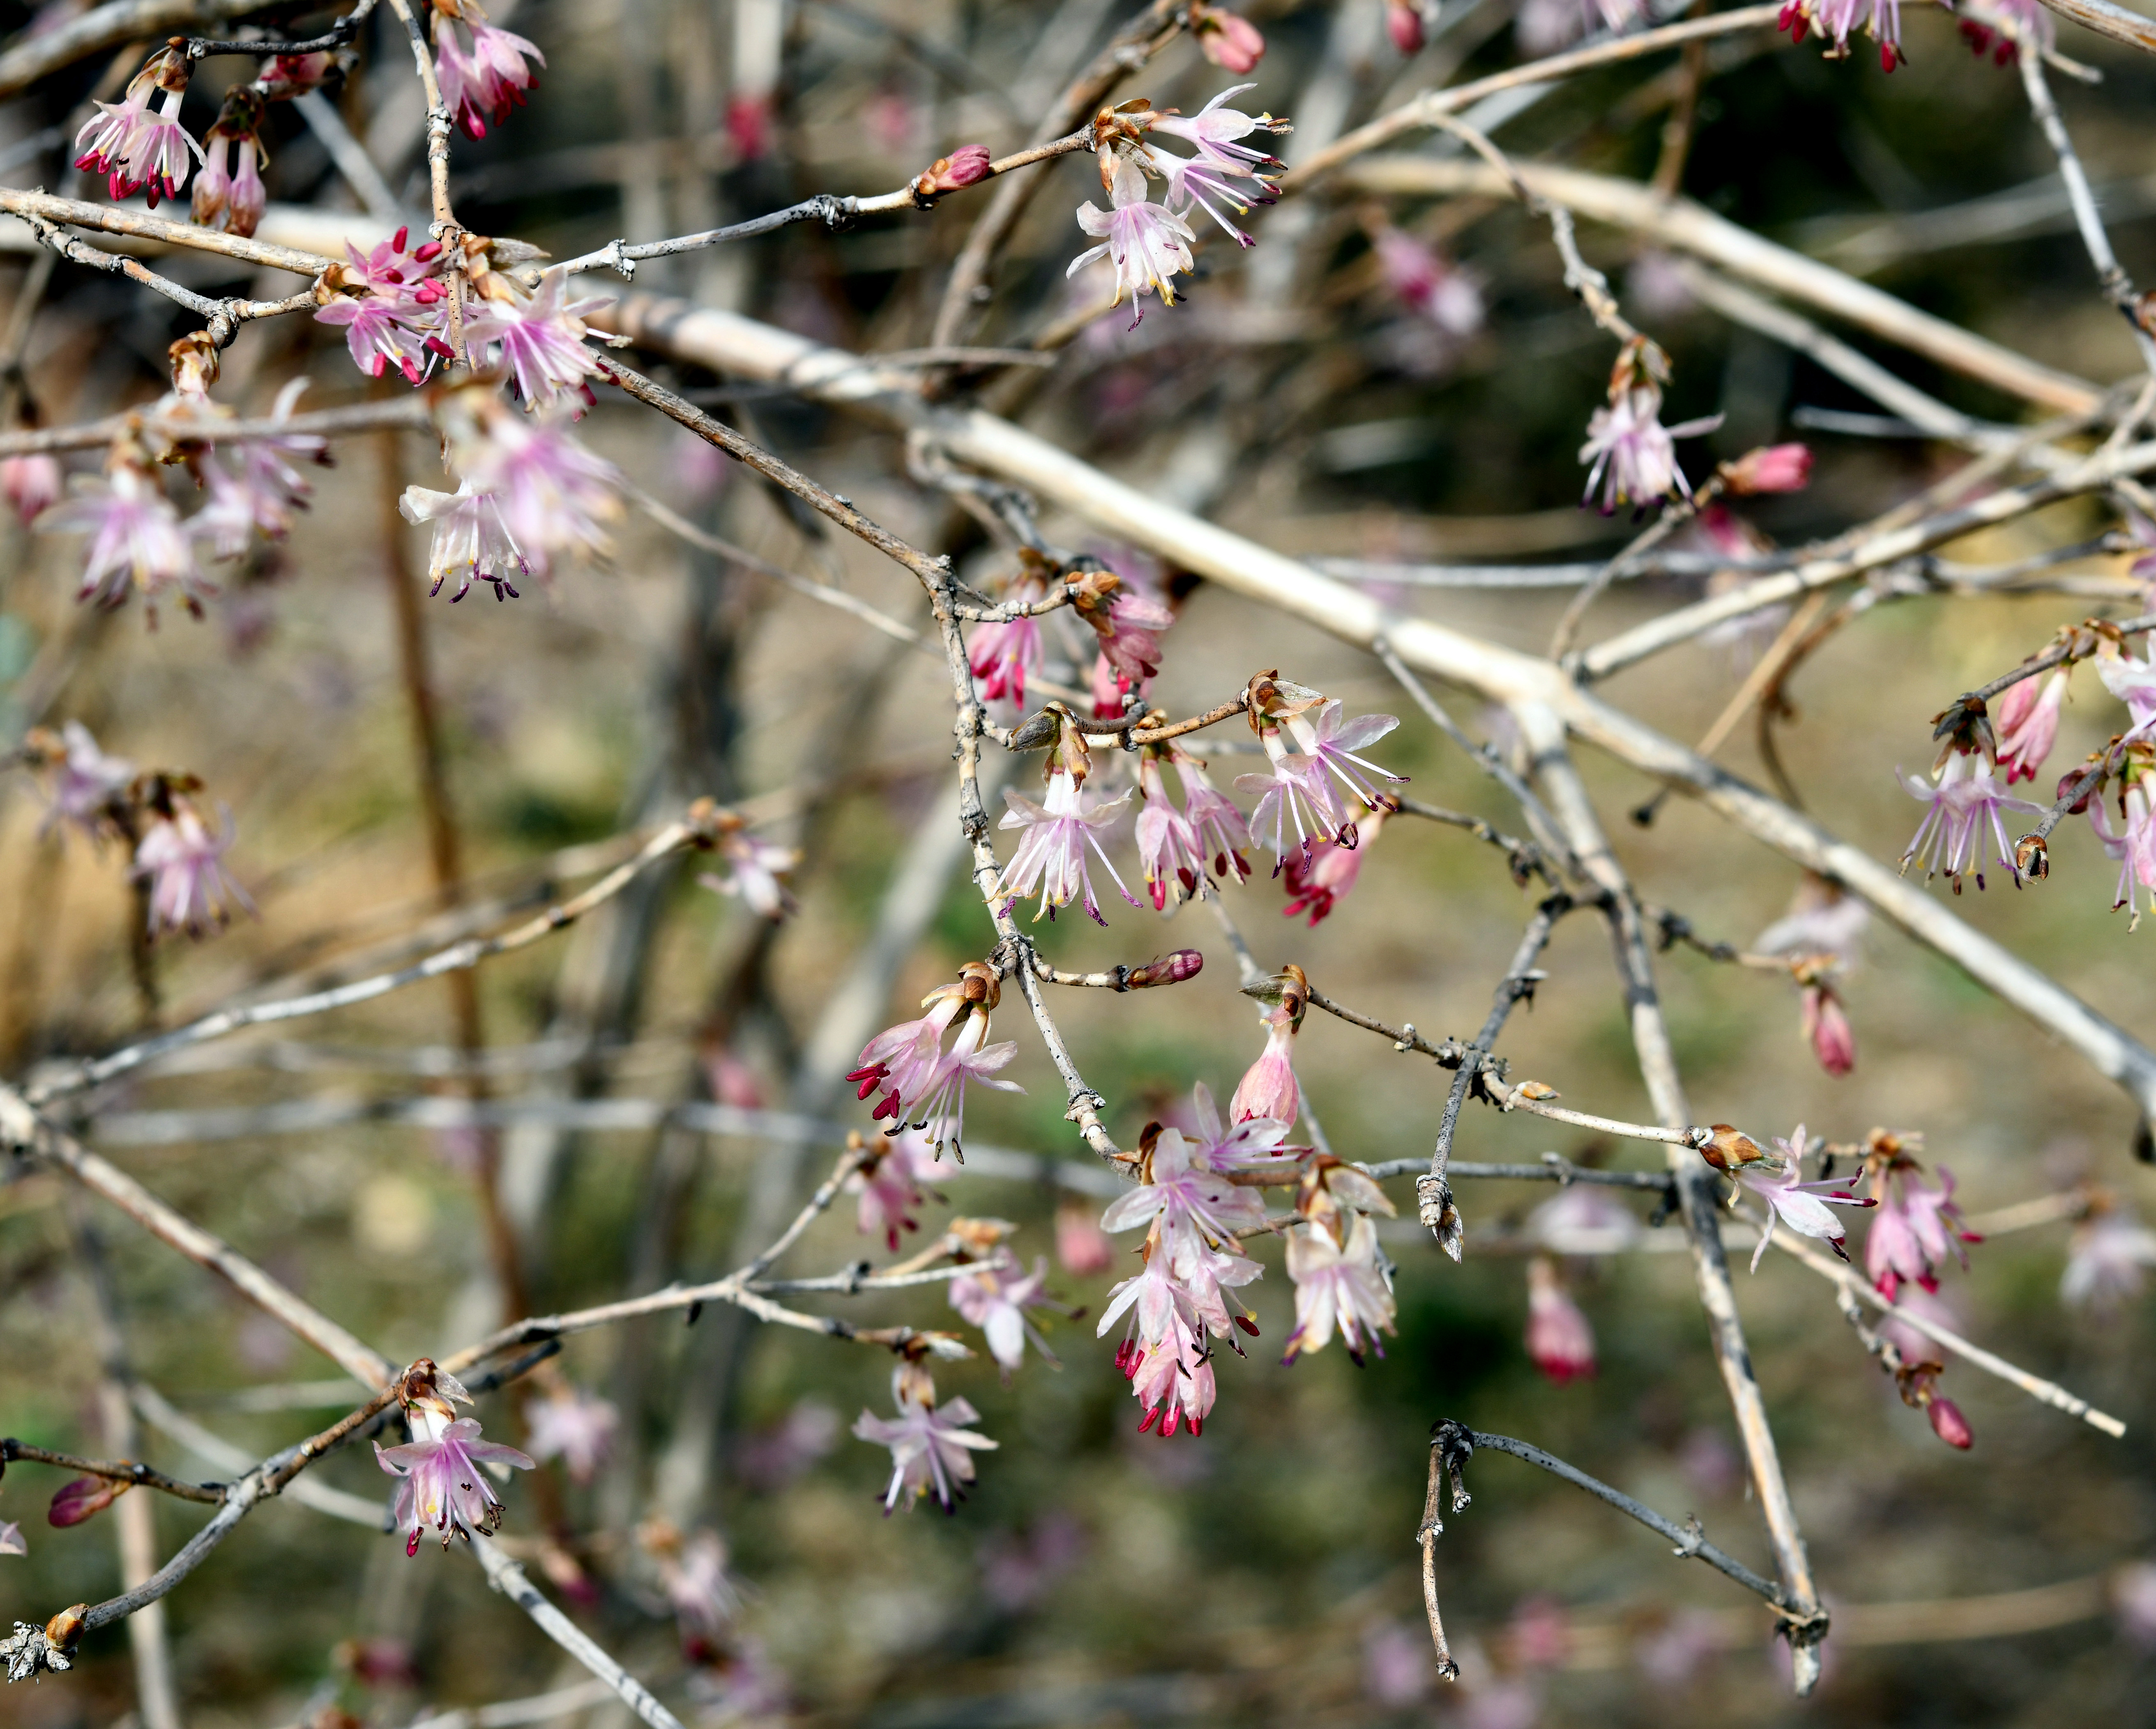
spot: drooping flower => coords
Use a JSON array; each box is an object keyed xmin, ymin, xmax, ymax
[
  {"xmin": 999, "ymin": 768, "xmax": 1139, "ymax": 924},
  {"xmin": 1283, "ymin": 699, "xmax": 1407, "ymax": 811},
  {"xmin": 313, "ymin": 228, "xmax": 454, "ymax": 387},
  {"xmin": 433, "ymin": 0, "xmax": 545, "ymax": 139},
  {"xmin": 1754, "ymin": 874, "xmax": 1869, "ymax": 964},
  {"xmin": 1134, "ymin": 752, "xmax": 1208, "ymax": 913},
  {"xmin": 1148, "ymin": 85, "xmax": 1287, "ymax": 179},
  {"xmin": 1527, "ymin": 1183, "xmax": 1639, "ymax": 1253},
  {"xmin": 191, "ymin": 380, "xmax": 324, "ymax": 559},
  {"xmin": 1783, "ymin": 0, "xmax": 1906, "ymax": 69},
  {"xmin": 949, "ymin": 1252, "xmax": 1060, "ymax": 1373},
  {"xmin": 1067, "ymin": 158, "xmax": 1196, "ymax": 327},
  {"xmin": 524, "ymin": 1386, "xmax": 618, "ymax": 1484},
  {"xmin": 1235, "ymin": 743, "xmax": 1346, "ymax": 864},
  {"xmin": 1185, "ymin": 1080, "xmax": 1301, "ymax": 1178},
  {"xmin": 37, "ymin": 445, "xmax": 204, "ymax": 612},
  {"xmin": 848, "ymin": 1130, "xmax": 933, "ymax": 1249},
  {"xmin": 734, "ymin": 1400, "xmax": 841, "ymax": 1491},
  {"xmin": 1179, "ymin": 754, "xmax": 1253, "ymax": 885},
  {"xmin": 74, "ymin": 48, "xmax": 202, "ymax": 206},
  {"xmin": 2, "ymin": 453, "xmax": 62, "ymax": 526},
  {"xmin": 399, "ymin": 479, "xmax": 529, "ymax": 600},
  {"xmin": 852, "ymin": 1372, "xmax": 997, "ymax": 1512},
  {"xmin": 1101, "ymin": 1125, "xmax": 1268, "ymax": 1260},
  {"xmin": 2090, "ymin": 780, "xmax": 2156, "ymax": 925},
  {"xmin": 375, "ymin": 1362, "xmax": 536, "ymax": 1555},
  {"xmin": 1282, "ymin": 800, "xmax": 1388, "ymax": 925},
  {"xmin": 1799, "ymin": 979, "xmax": 1856, "ymax": 1077},
  {"xmin": 1897, "ymin": 750, "xmax": 2044, "ymax": 890},
  {"xmin": 463, "ymin": 269, "xmax": 608, "ymax": 412},
  {"xmin": 30, "ymin": 721, "xmax": 134, "ymax": 840},
  {"xmin": 1737, "ymin": 1125, "xmax": 1875, "ymax": 1271},
  {"xmin": 2097, "ymin": 651, "xmax": 2156, "ymax": 733},
  {"xmin": 967, "ymin": 564, "xmax": 1048, "ymax": 705},
  {"xmin": 1230, "ymin": 970, "xmax": 1306, "ymax": 1125},
  {"xmin": 2061, "ymin": 1206, "xmax": 2156, "ymax": 1310},
  {"xmin": 442, "ymin": 392, "xmax": 622, "ymax": 579},
  {"xmin": 1055, "ymin": 1201, "xmax": 1116, "ymax": 1274},
  {"xmin": 1864, "ymin": 1157, "xmax": 1976, "ymax": 1299},
  {"xmin": 1579, "ymin": 380, "xmax": 1719, "ymax": 514},
  {"xmin": 697, "ymin": 823, "xmax": 799, "ymax": 920},
  {"xmin": 649, "ymin": 1526, "xmax": 739, "ymax": 1646},
  {"xmin": 192, "ymin": 88, "xmax": 268, "ymax": 237},
  {"xmin": 846, "ymin": 968, "xmax": 1020, "ymax": 1154},
  {"xmin": 1142, "ymin": 143, "xmax": 1274, "ymax": 248},
  {"xmin": 1374, "ymin": 227, "xmax": 1486, "ymax": 337},
  {"xmin": 1994, "ymin": 669, "xmax": 2068, "ymax": 784},
  {"xmin": 1282, "ymin": 1212, "xmax": 1396, "ymax": 1363},
  {"xmin": 1097, "ymin": 1258, "xmax": 1223, "ymax": 1436},
  {"xmin": 1524, "ymin": 1255, "xmax": 1595, "ymax": 1383},
  {"xmin": 134, "ymin": 795, "xmax": 251, "ymax": 936}
]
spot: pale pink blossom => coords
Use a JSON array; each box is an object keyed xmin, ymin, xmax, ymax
[
  {"xmin": 74, "ymin": 75, "xmax": 201, "ymax": 207},
  {"xmin": 848, "ymin": 994, "xmax": 1020, "ymax": 1153},
  {"xmin": 435, "ymin": 5, "xmax": 544, "ymax": 139},
  {"xmin": 1098, "ymin": 1259, "xmax": 1221, "ymax": 1436},
  {"xmin": 1230, "ymin": 1003, "xmax": 1300, "ymax": 1125},
  {"xmin": 654, "ymin": 1528, "xmax": 739, "ymax": 1643},
  {"xmin": 1375, "ymin": 228, "xmax": 1485, "ymax": 337},
  {"xmin": 999, "ymin": 769, "xmax": 1140, "ymax": 924},
  {"xmin": 909, "ymin": 1008, "xmax": 1023, "ymax": 1153},
  {"xmin": 1055, "ymin": 1201, "xmax": 1116, "ymax": 1274},
  {"xmin": 1235, "ymin": 745, "xmax": 1346, "ymax": 864},
  {"xmin": 38, "ymin": 721, "xmax": 133, "ymax": 839},
  {"xmin": 1067, "ymin": 158, "xmax": 1195, "ymax": 326},
  {"xmin": 1865, "ymin": 1164, "xmax": 1975, "ymax": 1299},
  {"xmin": 1282, "ymin": 1212, "xmax": 1396, "ymax": 1363},
  {"xmin": 1636, "ymin": 1609, "xmax": 1721, "ymax": 1686},
  {"xmin": 2098, "ymin": 651, "xmax": 2156, "ymax": 733},
  {"xmin": 1147, "ymin": 86, "xmax": 1285, "ymax": 179},
  {"xmin": 193, "ymin": 127, "xmax": 266, "ymax": 237},
  {"xmin": 1525, "ymin": 1256, "xmax": 1595, "ymax": 1383},
  {"xmin": 1994, "ymin": 669, "xmax": 2067, "ymax": 784},
  {"xmin": 2062, "ymin": 1209, "xmax": 2156, "ymax": 1310},
  {"xmin": 1785, "ymin": 0, "xmax": 1905, "ymax": 69},
  {"xmin": 1362, "ymin": 1620, "xmax": 1430, "ymax": 1706},
  {"xmin": 967, "ymin": 570, "xmax": 1046, "ymax": 705},
  {"xmin": 134, "ymin": 800, "xmax": 252, "ymax": 936},
  {"xmin": 192, "ymin": 381, "xmax": 323, "ymax": 560},
  {"xmin": 2, "ymin": 454, "xmax": 62, "ymax": 525},
  {"xmin": 848, "ymin": 1130, "xmax": 932, "ymax": 1249},
  {"xmin": 1721, "ymin": 443, "xmax": 1812, "ymax": 495},
  {"xmin": 1283, "ymin": 699, "xmax": 1407, "ymax": 810},
  {"xmin": 37, "ymin": 458, "xmax": 203, "ymax": 611},
  {"xmin": 698, "ymin": 828, "xmax": 798, "ymax": 920},
  {"xmin": 400, "ymin": 480, "xmax": 527, "ymax": 601},
  {"xmin": 1142, "ymin": 143, "xmax": 1273, "ymax": 248},
  {"xmin": 0, "ymin": 1522, "xmax": 23, "ymax": 1558},
  {"xmin": 949, "ymin": 1252, "xmax": 1059, "ymax": 1372},
  {"xmin": 1101, "ymin": 1125, "xmax": 1267, "ymax": 1259},
  {"xmin": 1580, "ymin": 383, "xmax": 1719, "ymax": 513},
  {"xmin": 375, "ymin": 1409, "xmax": 536, "ymax": 1555},
  {"xmin": 852, "ymin": 1375, "xmax": 997, "ymax": 1512},
  {"xmin": 1754, "ymin": 878, "xmax": 1869, "ymax": 964},
  {"xmin": 2091, "ymin": 781, "xmax": 2156, "ymax": 924},
  {"xmin": 464, "ymin": 270, "xmax": 608, "ymax": 411},
  {"xmin": 314, "ymin": 229, "xmax": 453, "ymax": 386},
  {"xmin": 1897, "ymin": 750, "xmax": 2044, "ymax": 890},
  {"xmin": 1185, "ymin": 1080, "xmax": 1301, "ymax": 1176},
  {"xmin": 525, "ymin": 1387, "xmax": 618, "ymax": 1484},
  {"xmin": 735, "ymin": 1399, "xmax": 841, "ymax": 1490},
  {"xmin": 1739, "ymin": 1126, "xmax": 1875, "ymax": 1271},
  {"xmin": 1135, "ymin": 752, "xmax": 1208, "ymax": 911},
  {"xmin": 1527, "ymin": 1183, "xmax": 1639, "ymax": 1253}
]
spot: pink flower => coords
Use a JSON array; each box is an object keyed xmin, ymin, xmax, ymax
[
  {"xmin": 447, "ymin": 397, "xmax": 622, "ymax": 577},
  {"xmin": 852, "ymin": 1376, "xmax": 997, "ymax": 1512},
  {"xmin": 1527, "ymin": 1183, "xmax": 1639, "ymax": 1253},
  {"xmin": 1799, "ymin": 981, "xmax": 1855, "ymax": 1076},
  {"xmin": 314, "ymin": 229, "xmax": 453, "ymax": 386},
  {"xmin": 1098, "ymin": 1260, "xmax": 1222, "ymax": 1436},
  {"xmin": 1865, "ymin": 1164, "xmax": 1975, "ymax": 1299},
  {"xmin": 2, "ymin": 453, "xmax": 62, "ymax": 525},
  {"xmin": 1374, "ymin": 228, "xmax": 1485, "ymax": 337},
  {"xmin": 524, "ymin": 1387, "xmax": 617, "ymax": 1484},
  {"xmin": 48, "ymin": 1476, "xmax": 124, "ymax": 1527},
  {"xmin": 1580, "ymin": 383, "xmax": 1719, "ymax": 513},
  {"xmin": 2095, "ymin": 784, "xmax": 2156, "ymax": 925},
  {"xmin": 134, "ymin": 799, "xmax": 252, "ymax": 936},
  {"xmin": 375, "ymin": 1413, "xmax": 536, "ymax": 1555},
  {"xmin": 1230, "ymin": 1002, "xmax": 1300, "ymax": 1125},
  {"xmin": 1086, "ymin": 588, "xmax": 1173, "ymax": 684},
  {"xmin": 967, "ymin": 569, "xmax": 1046, "ymax": 705},
  {"xmin": 1994, "ymin": 670, "xmax": 2067, "ymax": 784},
  {"xmin": 1142, "ymin": 143, "xmax": 1274, "ymax": 248},
  {"xmin": 2124, "ymin": 507, "xmax": 2156, "ymax": 595},
  {"xmin": 37, "ymin": 456, "xmax": 203, "ymax": 611},
  {"xmin": 38, "ymin": 721, "xmax": 133, "ymax": 839},
  {"xmin": 697, "ymin": 828, "xmax": 798, "ymax": 920},
  {"xmin": 847, "ymin": 989, "xmax": 1021, "ymax": 1154},
  {"xmin": 2062, "ymin": 1209, "xmax": 2156, "ymax": 1309},
  {"xmin": 1282, "ymin": 801, "xmax": 1387, "ymax": 925},
  {"xmin": 1636, "ymin": 1609, "xmax": 1722, "ymax": 1686},
  {"xmin": 909, "ymin": 1008, "xmax": 1023, "ymax": 1153},
  {"xmin": 1927, "ymin": 1396, "xmax": 1972, "ymax": 1449},
  {"xmin": 1148, "ymin": 86, "xmax": 1286, "ymax": 179},
  {"xmin": 1101, "ymin": 1125, "xmax": 1267, "ymax": 1261},
  {"xmin": 1754, "ymin": 876, "xmax": 1868, "ymax": 963},
  {"xmin": 1738, "ymin": 1125, "xmax": 1875, "ymax": 1270},
  {"xmin": 1896, "ymin": 750, "xmax": 2043, "ymax": 890},
  {"xmin": 2098, "ymin": 651, "xmax": 2156, "ymax": 733},
  {"xmin": 999, "ymin": 769, "xmax": 1139, "ymax": 924},
  {"xmin": 849, "ymin": 1130, "xmax": 933, "ymax": 1249},
  {"xmin": 399, "ymin": 480, "xmax": 527, "ymax": 600},
  {"xmin": 1282, "ymin": 1213, "xmax": 1396, "ymax": 1363},
  {"xmin": 1186, "ymin": 1079, "xmax": 1299, "ymax": 1176},
  {"xmin": 1721, "ymin": 443, "xmax": 1812, "ymax": 495},
  {"xmin": 463, "ymin": 270, "xmax": 608, "ymax": 412},
  {"xmin": 1283, "ymin": 699, "xmax": 1407, "ymax": 811},
  {"xmin": 1362, "ymin": 1621, "xmax": 1430, "ymax": 1706},
  {"xmin": 74, "ymin": 71, "xmax": 201, "ymax": 206},
  {"xmin": 1525, "ymin": 1256, "xmax": 1595, "ymax": 1383},
  {"xmin": 1235, "ymin": 747, "xmax": 1346, "ymax": 864},
  {"xmin": 1135, "ymin": 753, "xmax": 1207, "ymax": 911},
  {"xmin": 949, "ymin": 1252, "xmax": 1058, "ymax": 1373},
  {"xmin": 435, "ymin": 7, "xmax": 545, "ymax": 139},
  {"xmin": 1055, "ymin": 1201, "xmax": 1116, "ymax": 1274},
  {"xmin": 734, "ymin": 1399, "xmax": 841, "ymax": 1491},
  {"xmin": 1193, "ymin": 4, "xmax": 1267, "ymax": 71},
  {"xmin": 193, "ymin": 127, "xmax": 266, "ymax": 237},
  {"xmin": 1067, "ymin": 158, "xmax": 1195, "ymax": 326},
  {"xmin": 657, "ymin": 1529, "xmax": 739, "ymax": 1644},
  {"xmin": 191, "ymin": 382, "xmax": 324, "ymax": 560},
  {"xmin": 1786, "ymin": 0, "xmax": 1905, "ymax": 69}
]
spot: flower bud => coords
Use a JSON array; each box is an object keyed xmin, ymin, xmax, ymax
[
  {"xmin": 48, "ymin": 1476, "xmax": 128, "ymax": 1528},
  {"xmin": 2015, "ymin": 833, "xmax": 2048, "ymax": 879},
  {"xmin": 256, "ymin": 51, "xmax": 336, "ymax": 100},
  {"xmin": 1055, "ymin": 1201, "xmax": 1115, "ymax": 1274},
  {"xmin": 1700, "ymin": 1124, "xmax": 1768, "ymax": 1173},
  {"xmin": 915, "ymin": 144, "xmax": 992, "ymax": 198},
  {"xmin": 168, "ymin": 331, "xmax": 221, "ymax": 400},
  {"xmin": 43, "ymin": 1605, "xmax": 86, "ymax": 1654},
  {"xmin": 1720, "ymin": 443, "xmax": 1813, "ymax": 495},
  {"xmin": 2, "ymin": 453, "xmax": 62, "ymax": 526},
  {"xmin": 1124, "ymin": 950, "xmax": 1203, "ymax": 989},
  {"xmin": 1386, "ymin": 0, "xmax": 1426, "ymax": 53},
  {"xmin": 1926, "ymin": 1396, "xmax": 1974, "ymax": 1450},
  {"xmin": 1192, "ymin": 3, "xmax": 1267, "ymax": 71},
  {"xmin": 2056, "ymin": 765, "xmax": 2099, "ymax": 814}
]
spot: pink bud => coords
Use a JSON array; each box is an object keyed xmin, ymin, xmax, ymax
[
  {"xmin": 1800, "ymin": 984, "xmax": 1855, "ymax": 1077},
  {"xmin": 1194, "ymin": 5, "xmax": 1267, "ymax": 72},
  {"xmin": 2057, "ymin": 766, "xmax": 2097, "ymax": 814},
  {"xmin": 1125, "ymin": 950, "xmax": 1203, "ymax": 989},
  {"xmin": 1525, "ymin": 1257, "xmax": 1596, "ymax": 1384},
  {"xmin": 1927, "ymin": 1396, "xmax": 1973, "ymax": 1449},
  {"xmin": 2, "ymin": 453, "xmax": 63, "ymax": 526},
  {"xmin": 923, "ymin": 144, "xmax": 992, "ymax": 193},
  {"xmin": 1722, "ymin": 443, "xmax": 1813, "ymax": 495},
  {"xmin": 1387, "ymin": 0, "xmax": 1426, "ymax": 53},
  {"xmin": 48, "ymin": 1476, "xmax": 123, "ymax": 1528},
  {"xmin": 1055, "ymin": 1202, "xmax": 1115, "ymax": 1275}
]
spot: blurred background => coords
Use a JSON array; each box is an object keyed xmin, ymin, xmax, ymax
[{"xmin": 2, "ymin": 0, "xmax": 2156, "ymax": 1724}]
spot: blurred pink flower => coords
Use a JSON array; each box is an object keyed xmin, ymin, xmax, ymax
[
  {"xmin": 2062, "ymin": 1208, "xmax": 2156, "ymax": 1310},
  {"xmin": 1283, "ymin": 1214, "xmax": 1395, "ymax": 1363},
  {"xmin": 1864, "ymin": 1163, "xmax": 1975, "ymax": 1299},
  {"xmin": 698, "ymin": 828, "xmax": 799, "ymax": 921},
  {"xmin": 734, "ymin": 1399, "xmax": 841, "ymax": 1491},
  {"xmin": 1230, "ymin": 1001, "xmax": 1300, "ymax": 1126},
  {"xmin": 463, "ymin": 270, "xmax": 607, "ymax": 412},
  {"xmin": 1055, "ymin": 1201, "xmax": 1116, "ymax": 1274},
  {"xmin": 1525, "ymin": 1256, "xmax": 1595, "ymax": 1383},
  {"xmin": 849, "ymin": 1130, "xmax": 932, "ymax": 1250},
  {"xmin": 1361, "ymin": 1620, "xmax": 1431, "ymax": 1705},
  {"xmin": 435, "ymin": 3, "xmax": 544, "ymax": 138},
  {"xmin": 525, "ymin": 1387, "xmax": 618, "ymax": 1484},
  {"xmin": 2112, "ymin": 1561, "xmax": 2156, "ymax": 1646},
  {"xmin": 135, "ymin": 800, "xmax": 252, "ymax": 937},
  {"xmin": 853, "ymin": 1375, "xmax": 997, "ymax": 1512},
  {"xmin": 37, "ymin": 720, "xmax": 132, "ymax": 840},
  {"xmin": 2, "ymin": 453, "xmax": 62, "ymax": 525},
  {"xmin": 1282, "ymin": 801, "xmax": 1387, "ymax": 925},
  {"xmin": 1739, "ymin": 1126, "xmax": 1874, "ymax": 1271},
  {"xmin": 1994, "ymin": 669, "xmax": 2068, "ymax": 785},
  {"xmin": 949, "ymin": 1252, "xmax": 1059, "ymax": 1374},
  {"xmin": 1800, "ymin": 981, "xmax": 1856, "ymax": 1077}
]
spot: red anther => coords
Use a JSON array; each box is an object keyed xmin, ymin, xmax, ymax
[
  {"xmin": 1188, "ymin": 1416, "xmax": 1202, "ymax": 1437},
  {"xmin": 1161, "ymin": 1403, "xmax": 1182, "ymax": 1438},
  {"xmin": 1234, "ymin": 1313, "xmax": 1260, "ymax": 1337},
  {"xmin": 1137, "ymin": 1406, "xmax": 1159, "ymax": 1434},
  {"xmin": 407, "ymin": 1531, "xmax": 422, "ymax": 1557},
  {"xmin": 414, "ymin": 241, "xmax": 443, "ymax": 263},
  {"xmin": 871, "ymin": 1095, "xmax": 899, "ymax": 1122},
  {"xmin": 393, "ymin": 226, "xmax": 409, "ymax": 251}
]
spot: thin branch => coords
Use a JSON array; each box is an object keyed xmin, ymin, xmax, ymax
[
  {"xmin": 0, "ymin": 189, "xmax": 334, "ymax": 277},
  {"xmin": 0, "ymin": 1441, "xmax": 223, "ymax": 1505},
  {"xmin": 180, "ymin": 0, "xmax": 377, "ymax": 58},
  {"xmin": 0, "ymin": 397, "xmax": 431, "ymax": 458},
  {"xmin": 468, "ymin": 1538, "xmax": 686, "ymax": 1729},
  {"xmin": 13, "ymin": 209, "xmax": 315, "ymax": 346}
]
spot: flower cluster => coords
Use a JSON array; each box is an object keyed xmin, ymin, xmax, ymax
[
  {"xmin": 1068, "ymin": 88, "xmax": 1291, "ymax": 323},
  {"xmin": 431, "ymin": 0, "xmax": 545, "ymax": 138},
  {"xmin": 74, "ymin": 46, "xmax": 200, "ymax": 207},
  {"xmin": 313, "ymin": 227, "xmax": 457, "ymax": 387},
  {"xmin": 1860, "ymin": 1130, "xmax": 1979, "ymax": 1300},
  {"xmin": 846, "ymin": 962, "xmax": 1020, "ymax": 1155},
  {"xmin": 1235, "ymin": 675, "xmax": 1406, "ymax": 869},
  {"xmin": 193, "ymin": 87, "xmax": 270, "ymax": 238},
  {"xmin": 695, "ymin": 809, "xmax": 799, "ymax": 920}
]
